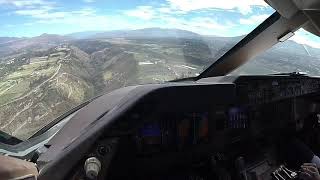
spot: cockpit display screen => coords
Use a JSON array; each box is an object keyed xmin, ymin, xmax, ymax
[
  {"xmin": 228, "ymin": 107, "xmax": 249, "ymax": 129},
  {"xmin": 136, "ymin": 112, "xmax": 209, "ymax": 153},
  {"xmin": 138, "ymin": 123, "xmax": 162, "ymax": 153},
  {"xmin": 140, "ymin": 123, "xmax": 161, "ymax": 137}
]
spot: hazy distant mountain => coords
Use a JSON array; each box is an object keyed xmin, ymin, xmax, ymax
[
  {"xmin": 0, "ymin": 37, "xmax": 21, "ymax": 44},
  {"xmin": 66, "ymin": 28, "xmax": 202, "ymax": 40},
  {"xmin": 0, "ymin": 33, "xmax": 70, "ymax": 57},
  {"xmin": 0, "ymin": 28, "xmax": 203, "ymax": 56},
  {"xmin": 272, "ymin": 39, "xmax": 320, "ymax": 58},
  {"xmin": 30, "ymin": 33, "xmax": 69, "ymax": 43},
  {"xmin": 89, "ymin": 28, "xmax": 202, "ymax": 39},
  {"xmin": 67, "ymin": 31, "xmax": 103, "ymax": 39}
]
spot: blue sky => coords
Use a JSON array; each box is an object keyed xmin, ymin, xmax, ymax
[
  {"xmin": 0, "ymin": 0, "xmax": 274, "ymax": 36},
  {"xmin": 0, "ymin": 0, "xmax": 320, "ymax": 48}
]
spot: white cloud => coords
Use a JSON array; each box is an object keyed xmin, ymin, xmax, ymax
[
  {"xmin": 166, "ymin": 0, "xmax": 268, "ymax": 14},
  {"xmin": 157, "ymin": 7, "xmax": 186, "ymax": 14},
  {"xmin": 83, "ymin": 0, "xmax": 95, "ymax": 3},
  {"xmin": 185, "ymin": 17, "xmax": 235, "ymax": 31},
  {"xmin": 70, "ymin": 7, "xmax": 96, "ymax": 16},
  {"xmin": 3, "ymin": 0, "xmax": 271, "ymax": 37},
  {"xmin": 4, "ymin": 24, "xmax": 15, "ymax": 28},
  {"xmin": 15, "ymin": 9, "xmax": 63, "ymax": 19},
  {"xmin": 239, "ymin": 14, "xmax": 269, "ymax": 25},
  {"xmin": 157, "ymin": 16, "xmax": 235, "ymax": 36},
  {"xmin": 0, "ymin": 0, "xmax": 52, "ymax": 8},
  {"xmin": 23, "ymin": 22, "xmax": 34, "ymax": 26},
  {"xmin": 15, "ymin": 7, "xmax": 96, "ymax": 20},
  {"xmin": 122, "ymin": 4, "xmax": 238, "ymax": 36},
  {"xmin": 9, "ymin": 2, "xmax": 113, "ymax": 31},
  {"xmin": 124, "ymin": 6, "xmax": 156, "ymax": 20},
  {"xmin": 36, "ymin": 15, "xmax": 109, "ymax": 29},
  {"xmin": 158, "ymin": 7, "xmax": 172, "ymax": 13}
]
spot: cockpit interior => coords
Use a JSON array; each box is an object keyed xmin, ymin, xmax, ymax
[{"xmin": 1, "ymin": 0, "xmax": 320, "ymax": 180}]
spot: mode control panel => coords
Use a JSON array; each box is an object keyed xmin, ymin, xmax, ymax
[{"xmin": 235, "ymin": 76, "xmax": 320, "ymax": 105}]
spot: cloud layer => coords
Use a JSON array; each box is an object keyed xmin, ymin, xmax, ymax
[
  {"xmin": 166, "ymin": 0, "xmax": 268, "ymax": 14},
  {"xmin": 1, "ymin": 0, "xmax": 275, "ymax": 37}
]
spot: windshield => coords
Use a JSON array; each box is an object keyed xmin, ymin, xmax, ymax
[
  {"xmin": 0, "ymin": 0, "xmax": 274, "ymax": 140},
  {"xmin": 231, "ymin": 29, "xmax": 320, "ymax": 75}
]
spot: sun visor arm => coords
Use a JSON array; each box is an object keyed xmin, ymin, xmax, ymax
[
  {"xmin": 265, "ymin": 0, "xmax": 299, "ymax": 19},
  {"xmin": 266, "ymin": 0, "xmax": 320, "ymax": 37}
]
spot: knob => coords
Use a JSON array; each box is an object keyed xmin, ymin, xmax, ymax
[{"xmin": 84, "ymin": 157, "xmax": 101, "ymax": 179}]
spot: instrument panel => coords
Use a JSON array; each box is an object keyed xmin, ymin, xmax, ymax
[
  {"xmin": 39, "ymin": 75, "xmax": 320, "ymax": 180},
  {"xmin": 133, "ymin": 106, "xmax": 252, "ymax": 155},
  {"xmin": 109, "ymin": 75, "xmax": 320, "ymax": 157},
  {"xmin": 134, "ymin": 112, "xmax": 210, "ymax": 154},
  {"xmin": 235, "ymin": 76, "xmax": 320, "ymax": 105}
]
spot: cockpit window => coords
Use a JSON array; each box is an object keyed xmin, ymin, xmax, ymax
[
  {"xmin": 231, "ymin": 29, "xmax": 320, "ymax": 75},
  {"xmin": 0, "ymin": 0, "xmax": 273, "ymax": 140}
]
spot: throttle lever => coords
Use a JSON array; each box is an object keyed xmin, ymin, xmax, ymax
[
  {"xmin": 280, "ymin": 166, "xmax": 294, "ymax": 179},
  {"xmin": 281, "ymin": 165, "xmax": 297, "ymax": 177},
  {"xmin": 275, "ymin": 170, "xmax": 286, "ymax": 180},
  {"xmin": 272, "ymin": 172, "xmax": 280, "ymax": 180},
  {"xmin": 271, "ymin": 165, "xmax": 299, "ymax": 180}
]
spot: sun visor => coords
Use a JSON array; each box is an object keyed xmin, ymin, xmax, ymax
[
  {"xmin": 302, "ymin": 11, "xmax": 320, "ymax": 37},
  {"xmin": 264, "ymin": 0, "xmax": 299, "ymax": 19},
  {"xmin": 265, "ymin": 0, "xmax": 320, "ymax": 37}
]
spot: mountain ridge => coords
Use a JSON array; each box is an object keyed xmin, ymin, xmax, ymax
[{"xmin": 1, "ymin": 28, "xmax": 319, "ymax": 59}]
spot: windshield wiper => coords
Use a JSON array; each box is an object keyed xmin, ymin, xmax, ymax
[
  {"xmin": 269, "ymin": 72, "xmax": 308, "ymax": 76},
  {"xmin": 169, "ymin": 76, "xmax": 197, "ymax": 82}
]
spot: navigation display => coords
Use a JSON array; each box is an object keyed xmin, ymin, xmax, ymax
[
  {"xmin": 137, "ymin": 112, "xmax": 209, "ymax": 153},
  {"xmin": 228, "ymin": 107, "xmax": 249, "ymax": 129},
  {"xmin": 197, "ymin": 113, "xmax": 209, "ymax": 143},
  {"xmin": 177, "ymin": 117, "xmax": 192, "ymax": 149},
  {"xmin": 138, "ymin": 122, "xmax": 162, "ymax": 153}
]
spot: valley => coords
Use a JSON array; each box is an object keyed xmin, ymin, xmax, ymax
[{"xmin": 0, "ymin": 34, "xmax": 208, "ymax": 139}]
